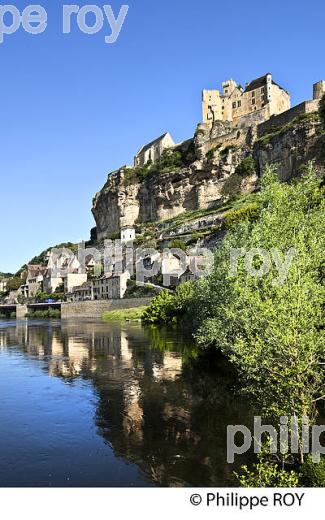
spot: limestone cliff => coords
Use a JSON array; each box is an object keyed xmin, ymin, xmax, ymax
[{"xmin": 92, "ymin": 116, "xmax": 325, "ymax": 240}]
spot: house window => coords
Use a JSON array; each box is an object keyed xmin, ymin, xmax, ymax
[
  {"xmin": 251, "ymin": 98, "xmax": 255, "ymax": 105},
  {"xmin": 232, "ymin": 102, "xmax": 236, "ymax": 109},
  {"xmin": 237, "ymin": 100, "xmax": 241, "ymax": 107},
  {"xmin": 252, "ymin": 91, "xmax": 255, "ymax": 97}
]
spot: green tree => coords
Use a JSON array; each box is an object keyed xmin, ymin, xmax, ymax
[
  {"xmin": 194, "ymin": 165, "xmax": 325, "ymax": 463},
  {"xmin": 142, "ymin": 290, "xmax": 175, "ymax": 324},
  {"xmin": 7, "ymin": 277, "xmax": 23, "ymax": 291}
]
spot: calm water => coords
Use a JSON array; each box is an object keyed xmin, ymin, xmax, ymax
[{"xmin": 0, "ymin": 319, "xmax": 253, "ymax": 487}]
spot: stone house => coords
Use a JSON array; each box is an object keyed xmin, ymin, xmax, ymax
[
  {"xmin": 63, "ymin": 273, "xmax": 88, "ymax": 294},
  {"xmin": 26, "ymin": 265, "xmax": 48, "ymax": 297},
  {"xmin": 43, "ymin": 249, "xmax": 87, "ymax": 294},
  {"xmin": 121, "ymin": 226, "xmax": 136, "ymax": 244},
  {"xmin": 92, "ymin": 271, "xmax": 130, "ymax": 300},
  {"xmin": 67, "ymin": 282, "xmax": 93, "ymax": 302},
  {"xmin": 202, "ymin": 73, "xmax": 291, "ymax": 127},
  {"xmin": 134, "ymin": 132, "xmax": 175, "ymax": 167}
]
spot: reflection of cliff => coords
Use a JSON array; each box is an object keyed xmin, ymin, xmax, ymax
[{"xmin": 0, "ymin": 320, "xmax": 253, "ymax": 487}]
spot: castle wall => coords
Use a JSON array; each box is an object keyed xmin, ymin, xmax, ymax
[{"xmin": 257, "ymin": 99, "xmax": 320, "ymax": 136}]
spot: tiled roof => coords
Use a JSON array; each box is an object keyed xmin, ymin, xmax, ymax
[{"xmin": 244, "ymin": 73, "xmax": 287, "ymax": 93}]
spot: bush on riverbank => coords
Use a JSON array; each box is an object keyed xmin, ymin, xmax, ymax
[
  {"xmin": 0, "ymin": 312, "xmax": 16, "ymax": 318},
  {"xmin": 26, "ymin": 309, "xmax": 61, "ymax": 319},
  {"xmin": 142, "ymin": 282, "xmax": 194, "ymax": 324}
]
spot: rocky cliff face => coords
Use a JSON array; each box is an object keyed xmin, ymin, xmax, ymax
[{"xmin": 92, "ymin": 117, "xmax": 325, "ymax": 240}]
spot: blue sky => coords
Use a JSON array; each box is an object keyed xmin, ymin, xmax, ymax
[{"xmin": 1, "ymin": 0, "xmax": 324, "ymax": 273}]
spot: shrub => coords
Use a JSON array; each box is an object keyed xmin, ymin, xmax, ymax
[
  {"xmin": 168, "ymin": 239, "xmax": 187, "ymax": 251},
  {"xmin": 235, "ymin": 156, "xmax": 256, "ymax": 177},
  {"xmin": 142, "ymin": 282, "xmax": 194, "ymax": 325},
  {"xmin": 26, "ymin": 309, "xmax": 61, "ymax": 319},
  {"xmin": 142, "ymin": 290, "xmax": 175, "ymax": 324},
  {"xmin": 221, "ymin": 173, "xmax": 242, "ymax": 199},
  {"xmin": 220, "ymin": 144, "xmax": 239, "ymax": 157},
  {"xmin": 224, "ymin": 203, "xmax": 260, "ymax": 228},
  {"xmin": 236, "ymin": 451, "xmax": 300, "ymax": 487},
  {"xmin": 159, "ymin": 149, "xmax": 183, "ymax": 170},
  {"xmin": 301, "ymin": 455, "xmax": 325, "ymax": 487}
]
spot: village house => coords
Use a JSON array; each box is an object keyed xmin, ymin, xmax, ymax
[
  {"xmin": 134, "ymin": 132, "xmax": 175, "ymax": 167},
  {"xmin": 92, "ymin": 271, "xmax": 130, "ymax": 300},
  {"xmin": 0, "ymin": 279, "xmax": 8, "ymax": 293},
  {"xmin": 67, "ymin": 282, "xmax": 93, "ymax": 302},
  {"xmin": 121, "ymin": 226, "xmax": 136, "ymax": 244},
  {"xmin": 43, "ymin": 249, "xmax": 87, "ymax": 294},
  {"xmin": 63, "ymin": 273, "xmax": 88, "ymax": 294},
  {"xmin": 202, "ymin": 73, "xmax": 291, "ymax": 127},
  {"xmin": 25, "ymin": 265, "xmax": 48, "ymax": 297}
]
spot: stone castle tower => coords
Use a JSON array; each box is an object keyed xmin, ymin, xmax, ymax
[{"xmin": 202, "ymin": 73, "xmax": 291, "ymax": 127}]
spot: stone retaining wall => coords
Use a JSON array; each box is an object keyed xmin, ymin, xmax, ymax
[{"xmin": 61, "ymin": 298, "xmax": 153, "ymax": 319}]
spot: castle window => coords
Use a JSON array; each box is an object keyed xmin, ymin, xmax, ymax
[
  {"xmin": 251, "ymin": 98, "xmax": 255, "ymax": 105},
  {"xmin": 232, "ymin": 102, "xmax": 236, "ymax": 109},
  {"xmin": 237, "ymin": 100, "xmax": 241, "ymax": 107},
  {"xmin": 252, "ymin": 91, "xmax": 255, "ymax": 97}
]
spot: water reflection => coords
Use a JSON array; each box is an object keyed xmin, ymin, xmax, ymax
[{"xmin": 0, "ymin": 319, "xmax": 253, "ymax": 487}]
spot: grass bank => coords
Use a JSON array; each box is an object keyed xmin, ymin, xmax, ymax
[{"xmin": 102, "ymin": 306, "xmax": 148, "ymax": 322}]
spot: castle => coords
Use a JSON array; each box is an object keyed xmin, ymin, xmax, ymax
[
  {"xmin": 132, "ymin": 74, "xmax": 325, "ymax": 168},
  {"xmin": 202, "ymin": 73, "xmax": 290, "ymax": 127},
  {"xmin": 202, "ymin": 73, "xmax": 325, "ymax": 129}
]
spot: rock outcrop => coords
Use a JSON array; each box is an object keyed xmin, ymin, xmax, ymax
[{"xmin": 92, "ymin": 117, "xmax": 325, "ymax": 240}]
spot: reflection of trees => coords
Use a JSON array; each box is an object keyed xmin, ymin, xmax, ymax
[{"xmin": 0, "ymin": 320, "xmax": 254, "ymax": 487}]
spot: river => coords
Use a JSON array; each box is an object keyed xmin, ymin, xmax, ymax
[{"xmin": 0, "ymin": 318, "xmax": 253, "ymax": 487}]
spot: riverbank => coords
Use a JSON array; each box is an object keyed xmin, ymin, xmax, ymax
[
  {"xmin": 102, "ymin": 306, "xmax": 147, "ymax": 321},
  {"xmin": 61, "ymin": 298, "xmax": 153, "ymax": 319}
]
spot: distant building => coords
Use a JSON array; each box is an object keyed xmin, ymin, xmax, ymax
[
  {"xmin": 63, "ymin": 273, "xmax": 88, "ymax": 294},
  {"xmin": 67, "ymin": 282, "xmax": 93, "ymax": 302},
  {"xmin": 134, "ymin": 132, "xmax": 175, "ymax": 167},
  {"xmin": 202, "ymin": 73, "xmax": 291, "ymax": 127},
  {"xmin": 92, "ymin": 272, "xmax": 130, "ymax": 300},
  {"xmin": 0, "ymin": 279, "xmax": 8, "ymax": 293},
  {"xmin": 26, "ymin": 265, "xmax": 48, "ymax": 297},
  {"xmin": 178, "ymin": 266, "xmax": 197, "ymax": 285},
  {"xmin": 121, "ymin": 226, "xmax": 136, "ymax": 244},
  {"xmin": 313, "ymin": 80, "xmax": 325, "ymax": 100},
  {"xmin": 43, "ymin": 249, "xmax": 87, "ymax": 294}
]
